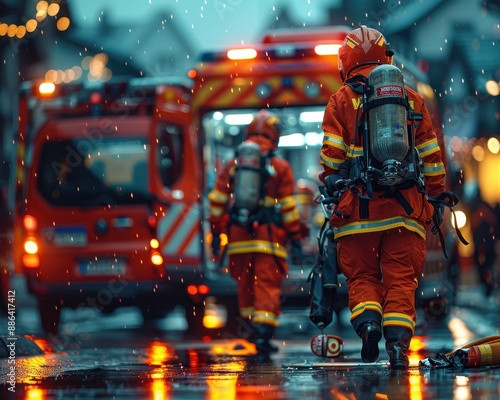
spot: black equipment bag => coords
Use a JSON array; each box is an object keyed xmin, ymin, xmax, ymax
[{"xmin": 308, "ymin": 218, "xmax": 340, "ymax": 330}]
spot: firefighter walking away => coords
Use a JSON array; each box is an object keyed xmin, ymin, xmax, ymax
[
  {"xmin": 208, "ymin": 110, "xmax": 303, "ymax": 355},
  {"xmin": 319, "ymin": 26, "xmax": 447, "ymax": 370}
]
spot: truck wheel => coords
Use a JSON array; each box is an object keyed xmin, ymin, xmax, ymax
[
  {"xmin": 217, "ymin": 298, "xmax": 240, "ymax": 335},
  {"xmin": 38, "ymin": 297, "xmax": 61, "ymax": 335},
  {"xmin": 422, "ymin": 297, "xmax": 448, "ymax": 321},
  {"xmin": 184, "ymin": 301, "xmax": 205, "ymax": 336},
  {"xmin": 140, "ymin": 305, "xmax": 167, "ymax": 323}
]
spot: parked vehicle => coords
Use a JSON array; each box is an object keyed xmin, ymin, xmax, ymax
[
  {"xmin": 14, "ymin": 78, "xmax": 173, "ymax": 333},
  {"xmin": 146, "ymin": 82, "xmax": 213, "ymax": 331}
]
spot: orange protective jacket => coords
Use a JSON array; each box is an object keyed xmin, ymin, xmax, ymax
[
  {"xmin": 208, "ymin": 135, "xmax": 302, "ymax": 258},
  {"xmin": 320, "ymin": 65, "xmax": 446, "ymax": 240}
]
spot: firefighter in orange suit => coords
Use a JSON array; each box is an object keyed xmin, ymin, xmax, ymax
[
  {"xmin": 319, "ymin": 26, "xmax": 446, "ymax": 369},
  {"xmin": 208, "ymin": 110, "xmax": 303, "ymax": 354}
]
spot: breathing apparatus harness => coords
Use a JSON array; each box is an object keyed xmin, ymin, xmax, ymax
[
  {"xmin": 229, "ymin": 141, "xmax": 281, "ymax": 232},
  {"xmin": 227, "ymin": 140, "xmax": 291, "ymax": 274},
  {"xmin": 337, "ymin": 64, "xmax": 426, "ymax": 220}
]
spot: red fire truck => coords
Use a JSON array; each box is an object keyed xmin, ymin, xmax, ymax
[
  {"xmin": 170, "ymin": 26, "xmax": 459, "ymax": 333},
  {"xmin": 14, "ymin": 78, "xmax": 178, "ymax": 333}
]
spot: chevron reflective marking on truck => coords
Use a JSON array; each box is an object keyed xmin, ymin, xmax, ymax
[
  {"xmin": 191, "ymin": 74, "xmax": 341, "ymax": 111},
  {"xmin": 157, "ymin": 202, "xmax": 201, "ymax": 260}
]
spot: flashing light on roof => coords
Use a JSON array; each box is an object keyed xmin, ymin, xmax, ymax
[
  {"xmin": 227, "ymin": 48, "xmax": 257, "ymax": 60},
  {"xmin": 38, "ymin": 82, "xmax": 56, "ymax": 96},
  {"xmin": 314, "ymin": 44, "xmax": 341, "ymax": 56}
]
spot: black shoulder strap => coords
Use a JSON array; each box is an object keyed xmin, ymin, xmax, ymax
[{"xmin": 345, "ymin": 74, "xmax": 370, "ymax": 95}]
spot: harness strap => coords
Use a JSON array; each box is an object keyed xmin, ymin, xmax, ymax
[
  {"xmin": 229, "ymin": 206, "xmax": 282, "ymax": 230},
  {"xmin": 359, "ymin": 197, "xmax": 369, "ymax": 219},
  {"xmin": 345, "ymin": 74, "xmax": 370, "ymax": 94},
  {"xmin": 394, "ymin": 190, "xmax": 414, "ymax": 215},
  {"xmin": 345, "ymin": 75, "xmax": 420, "ymax": 221},
  {"xmin": 428, "ymin": 191, "xmax": 469, "ymax": 258}
]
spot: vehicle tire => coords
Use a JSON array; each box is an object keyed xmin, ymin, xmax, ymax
[
  {"xmin": 140, "ymin": 305, "xmax": 167, "ymax": 323},
  {"xmin": 38, "ymin": 297, "xmax": 61, "ymax": 335},
  {"xmin": 421, "ymin": 297, "xmax": 448, "ymax": 321},
  {"xmin": 217, "ymin": 297, "xmax": 240, "ymax": 336},
  {"xmin": 184, "ymin": 301, "xmax": 205, "ymax": 336}
]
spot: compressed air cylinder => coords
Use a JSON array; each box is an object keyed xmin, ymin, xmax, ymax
[
  {"xmin": 368, "ymin": 64, "xmax": 409, "ymax": 163},
  {"xmin": 233, "ymin": 141, "xmax": 262, "ymax": 214}
]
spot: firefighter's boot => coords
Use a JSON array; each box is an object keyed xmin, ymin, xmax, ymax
[
  {"xmin": 357, "ymin": 321, "xmax": 382, "ymax": 363},
  {"xmin": 254, "ymin": 323, "xmax": 279, "ymax": 354},
  {"xmin": 384, "ymin": 326, "xmax": 412, "ymax": 370}
]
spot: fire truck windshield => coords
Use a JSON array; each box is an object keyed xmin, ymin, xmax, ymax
[
  {"xmin": 202, "ymin": 106, "xmax": 324, "ymax": 184},
  {"xmin": 36, "ymin": 137, "xmax": 150, "ymax": 206}
]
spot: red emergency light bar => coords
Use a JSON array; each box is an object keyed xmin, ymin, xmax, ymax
[
  {"xmin": 21, "ymin": 77, "xmax": 190, "ymax": 118},
  {"xmin": 227, "ymin": 48, "xmax": 258, "ymax": 60},
  {"xmin": 199, "ymin": 41, "xmax": 341, "ymax": 63},
  {"xmin": 24, "ymin": 77, "xmax": 189, "ymax": 104}
]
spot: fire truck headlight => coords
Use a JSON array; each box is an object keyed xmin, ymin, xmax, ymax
[
  {"xmin": 150, "ymin": 238, "xmax": 159, "ymax": 249},
  {"xmin": 451, "ymin": 210, "xmax": 467, "ymax": 229},
  {"xmin": 151, "ymin": 250, "xmax": 163, "ymax": 266},
  {"xmin": 24, "ymin": 238, "xmax": 38, "ymax": 254},
  {"xmin": 22, "ymin": 254, "xmax": 40, "ymax": 269},
  {"xmin": 38, "ymin": 82, "xmax": 56, "ymax": 96},
  {"xmin": 23, "ymin": 214, "xmax": 38, "ymax": 231}
]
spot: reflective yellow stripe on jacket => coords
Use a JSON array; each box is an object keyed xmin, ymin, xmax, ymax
[
  {"xmin": 333, "ymin": 216, "xmax": 427, "ymax": 240},
  {"xmin": 227, "ymin": 240, "xmax": 288, "ymax": 258}
]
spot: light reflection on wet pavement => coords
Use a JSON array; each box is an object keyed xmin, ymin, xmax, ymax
[
  {"xmin": 2, "ymin": 319, "xmax": 500, "ymax": 399},
  {"xmin": 1, "ymin": 279, "xmax": 500, "ymax": 399}
]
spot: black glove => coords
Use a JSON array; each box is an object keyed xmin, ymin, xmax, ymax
[
  {"xmin": 290, "ymin": 239, "xmax": 303, "ymax": 265},
  {"xmin": 432, "ymin": 203, "xmax": 445, "ymax": 233},
  {"xmin": 211, "ymin": 234, "xmax": 221, "ymax": 257}
]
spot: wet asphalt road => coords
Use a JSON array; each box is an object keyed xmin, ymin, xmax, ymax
[{"xmin": 1, "ymin": 272, "xmax": 500, "ymax": 399}]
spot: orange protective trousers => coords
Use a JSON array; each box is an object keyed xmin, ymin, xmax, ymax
[
  {"xmin": 229, "ymin": 252, "xmax": 287, "ymax": 327},
  {"xmin": 337, "ymin": 228, "xmax": 426, "ymax": 328}
]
